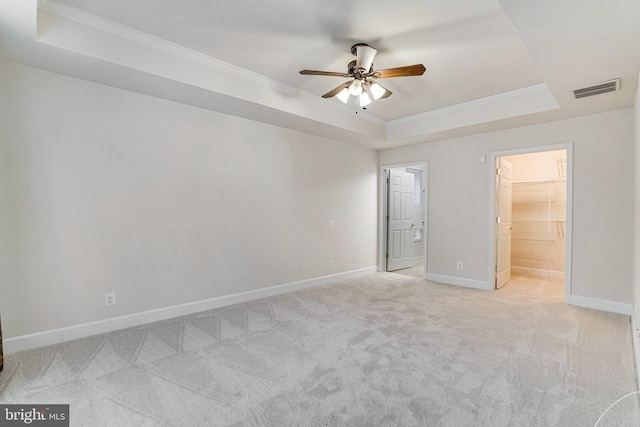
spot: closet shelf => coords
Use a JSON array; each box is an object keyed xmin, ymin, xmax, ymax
[
  {"xmin": 513, "ymin": 238, "xmax": 565, "ymax": 242},
  {"xmin": 513, "ymin": 201, "xmax": 557, "ymax": 204},
  {"xmin": 509, "ymin": 167, "xmax": 566, "ymax": 277},
  {"xmin": 513, "ymin": 178, "xmax": 566, "ymax": 184},
  {"xmin": 512, "ymin": 256, "xmax": 561, "ymax": 262},
  {"xmin": 511, "ymin": 219, "xmax": 567, "ymax": 225}
]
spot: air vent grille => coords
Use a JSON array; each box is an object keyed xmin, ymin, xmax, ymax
[{"xmin": 573, "ymin": 79, "xmax": 620, "ymax": 99}]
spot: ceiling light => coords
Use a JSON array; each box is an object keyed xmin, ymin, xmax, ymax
[
  {"xmin": 369, "ymin": 82, "xmax": 386, "ymax": 100},
  {"xmin": 348, "ymin": 79, "xmax": 363, "ymax": 96},
  {"xmin": 336, "ymin": 88, "xmax": 350, "ymax": 104},
  {"xmin": 359, "ymin": 92, "xmax": 372, "ymax": 107}
]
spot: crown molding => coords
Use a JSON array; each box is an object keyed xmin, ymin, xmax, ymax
[
  {"xmin": 34, "ymin": 0, "xmax": 387, "ymax": 146},
  {"xmin": 37, "ymin": 0, "xmax": 385, "ymax": 127},
  {"xmin": 387, "ymin": 83, "xmax": 559, "ymax": 140},
  {"xmin": 38, "ymin": 0, "xmax": 295, "ymax": 96},
  {"xmin": 391, "ymin": 84, "xmax": 552, "ymax": 124},
  {"xmin": 35, "ymin": 0, "xmax": 558, "ymax": 145}
]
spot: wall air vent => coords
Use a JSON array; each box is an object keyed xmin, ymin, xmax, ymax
[{"xmin": 572, "ymin": 79, "xmax": 620, "ymax": 99}]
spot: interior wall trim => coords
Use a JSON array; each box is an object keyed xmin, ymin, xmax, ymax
[
  {"xmin": 511, "ymin": 267, "xmax": 565, "ymax": 280},
  {"xmin": 38, "ymin": 0, "xmax": 298, "ymax": 96},
  {"xmin": 632, "ymin": 315, "xmax": 640, "ymax": 390},
  {"xmin": 425, "ymin": 273, "xmax": 491, "ymax": 291},
  {"xmin": 387, "ymin": 84, "xmax": 559, "ymax": 140},
  {"xmin": 569, "ymin": 295, "xmax": 632, "ymax": 315},
  {"xmin": 3, "ymin": 266, "xmax": 377, "ymax": 355}
]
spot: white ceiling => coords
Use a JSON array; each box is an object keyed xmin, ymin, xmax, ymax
[{"xmin": 1, "ymin": 0, "xmax": 639, "ymax": 149}]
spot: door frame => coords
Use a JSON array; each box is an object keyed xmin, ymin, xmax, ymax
[
  {"xmin": 496, "ymin": 157, "xmax": 513, "ymax": 289},
  {"xmin": 378, "ymin": 161, "xmax": 428, "ymax": 277},
  {"xmin": 489, "ymin": 143, "xmax": 573, "ymax": 303}
]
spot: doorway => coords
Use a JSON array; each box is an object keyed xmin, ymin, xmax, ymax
[
  {"xmin": 493, "ymin": 146, "xmax": 571, "ymax": 301},
  {"xmin": 380, "ymin": 163, "xmax": 427, "ymax": 278}
]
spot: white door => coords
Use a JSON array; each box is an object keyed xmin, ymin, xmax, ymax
[
  {"xmin": 387, "ymin": 169, "xmax": 414, "ymax": 271},
  {"xmin": 496, "ymin": 158, "xmax": 513, "ymax": 288}
]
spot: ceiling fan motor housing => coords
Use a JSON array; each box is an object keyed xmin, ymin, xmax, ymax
[
  {"xmin": 347, "ymin": 60, "xmax": 374, "ymax": 80},
  {"xmin": 352, "ymin": 44, "xmax": 377, "ymax": 76}
]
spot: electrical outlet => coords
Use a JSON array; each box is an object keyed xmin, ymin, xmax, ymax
[
  {"xmin": 353, "ymin": 256, "xmax": 357, "ymax": 264},
  {"xmin": 329, "ymin": 219, "xmax": 335, "ymax": 229},
  {"xmin": 105, "ymin": 292, "xmax": 116, "ymax": 306},
  {"xmin": 329, "ymin": 259, "xmax": 335, "ymax": 268},
  {"xmin": 457, "ymin": 261, "xmax": 463, "ymax": 270}
]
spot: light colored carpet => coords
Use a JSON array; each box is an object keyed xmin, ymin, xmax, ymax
[
  {"xmin": 390, "ymin": 264, "xmax": 424, "ymax": 279},
  {"xmin": 1, "ymin": 273, "xmax": 638, "ymax": 426}
]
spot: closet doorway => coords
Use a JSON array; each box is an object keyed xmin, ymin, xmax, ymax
[{"xmin": 493, "ymin": 146, "xmax": 572, "ymax": 301}]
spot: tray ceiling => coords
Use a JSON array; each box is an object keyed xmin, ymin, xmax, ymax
[{"xmin": 1, "ymin": 0, "xmax": 639, "ymax": 148}]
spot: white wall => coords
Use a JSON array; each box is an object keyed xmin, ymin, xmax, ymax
[
  {"xmin": 380, "ymin": 109, "xmax": 635, "ymax": 305},
  {"xmin": 0, "ymin": 60, "xmax": 378, "ymax": 340},
  {"xmin": 633, "ymin": 72, "xmax": 640, "ymax": 371}
]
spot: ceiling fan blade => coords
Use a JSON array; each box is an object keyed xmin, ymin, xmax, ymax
[
  {"xmin": 354, "ymin": 44, "xmax": 377, "ymax": 72},
  {"xmin": 299, "ymin": 70, "xmax": 348, "ymax": 77},
  {"xmin": 322, "ymin": 81, "xmax": 350, "ymax": 98},
  {"xmin": 375, "ymin": 64, "xmax": 426, "ymax": 78}
]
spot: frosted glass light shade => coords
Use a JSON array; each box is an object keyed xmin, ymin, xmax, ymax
[
  {"xmin": 348, "ymin": 79, "xmax": 363, "ymax": 96},
  {"xmin": 369, "ymin": 82, "xmax": 386, "ymax": 100},
  {"xmin": 336, "ymin": 88, "xmax": 350, "ymax": 103},
  {"xmin": 359, "ymin": 92, "xmax": 372, "ymax": 107}
]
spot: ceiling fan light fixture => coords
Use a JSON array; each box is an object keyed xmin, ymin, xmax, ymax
[
  {"xmin": 336, "ymin": 88, "xmax": 350, "ymax": 103},
  {"xmin": 359, "ymin": 92, "xmax": 372, "ymax": 107},
  {"xmin": 348, "ymin": 79, "xmax": 363, "ymax": 96},
  {"xmin": 369, "ymin": 82, "xmax": 386, "ymax": 100},
  {"xmin": 299, "ymin": 43, "xmax": 425, "ymax": 106}
]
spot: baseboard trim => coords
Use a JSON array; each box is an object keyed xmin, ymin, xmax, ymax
[
  {"xmin": 4, "ymin": 267, "xmax": 377, "ymax": 355},
  {"xmin": 569, "ymin": 295, "xmax": 632, "ymax": 315},
  {"xmin": 425, "ymin": 273, "xmax": 491, "ymax": 291},
  {"xmin": 632, "ymin": 315, "xmax": 640, "ymax": 390},
  {"xmin": 511, "ymin": 266, "xmax": 565, "ymax": 280}
]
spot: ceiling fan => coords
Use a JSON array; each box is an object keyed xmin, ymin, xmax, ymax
[{"xmin": 299, "ymin": 43, "xmax": 426, "ymax": 107}]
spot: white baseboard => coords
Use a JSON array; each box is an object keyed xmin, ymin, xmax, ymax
[
  {"xmin": 569, "ymin": 295, "xmax": 632, "ymax": 315},
  {"xmin": 632, "ymin": 315, "xmax": 640, "ymax": 391},
  {"xmin": 3, "ymin": 267, "xmax": 377, "ymax": 355},
  {"xmin": 425, "ymin": 273, "xmax": 491, "ymax": 291},
  {"xmin": 511, "ymin": 266, "xmax": 565, "ymax": 280}
]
